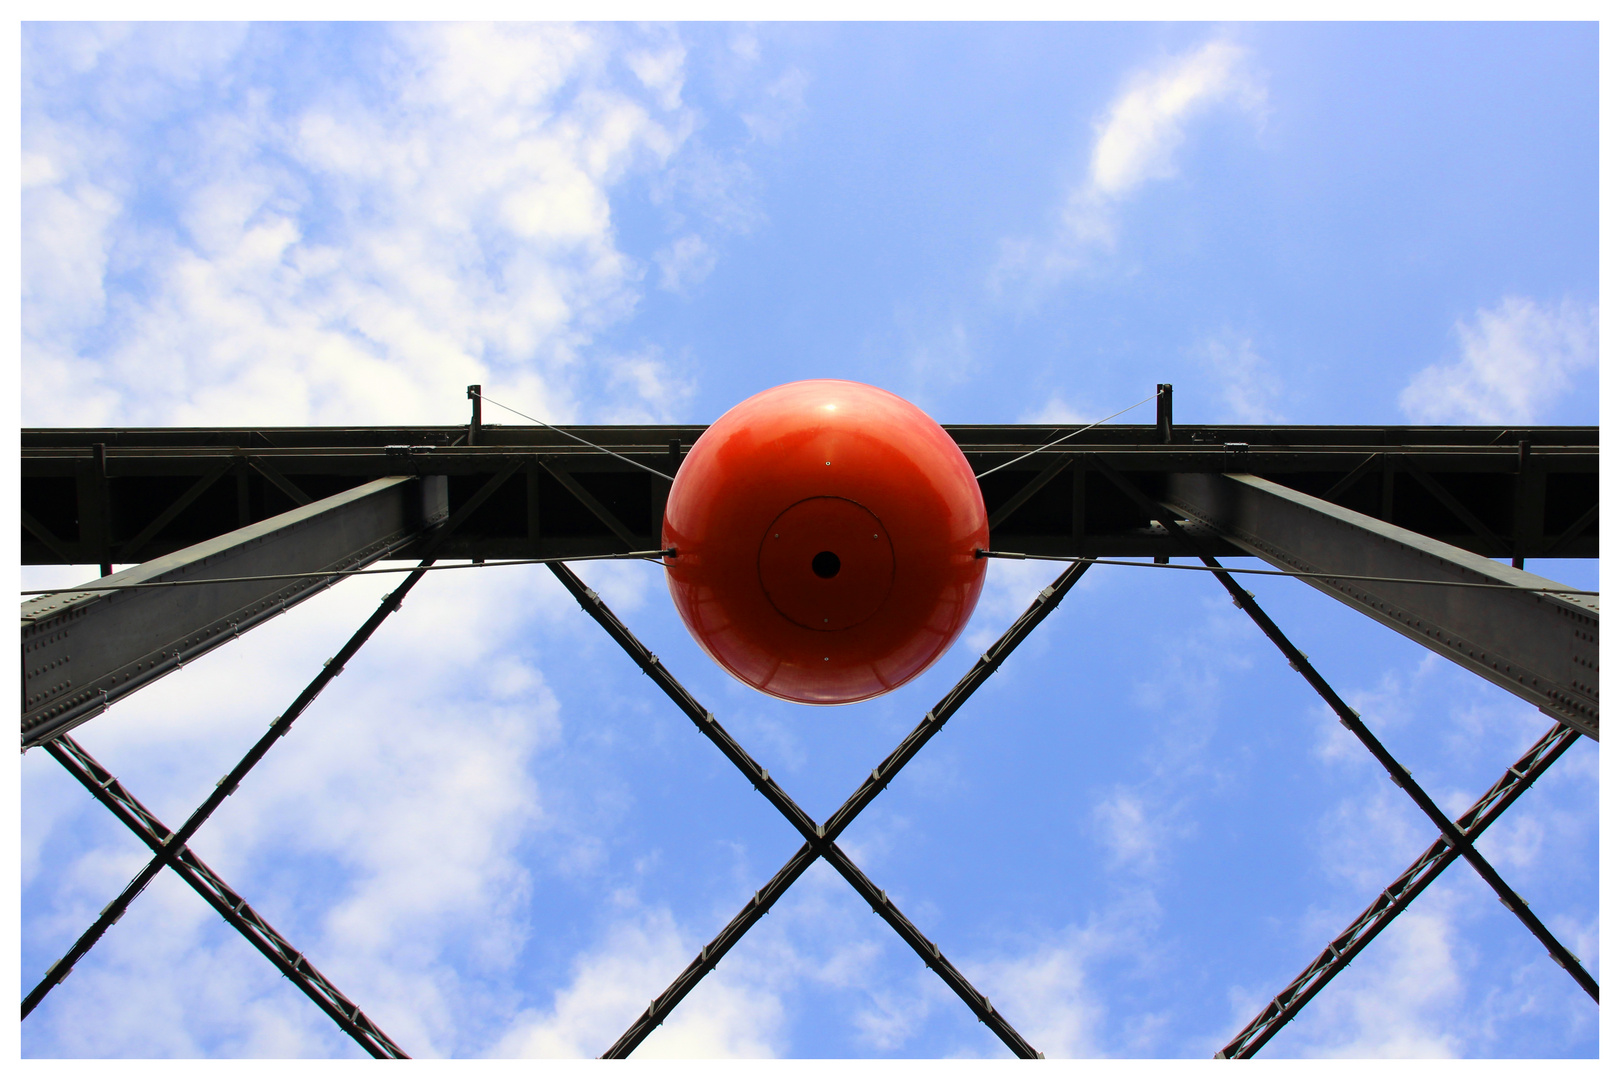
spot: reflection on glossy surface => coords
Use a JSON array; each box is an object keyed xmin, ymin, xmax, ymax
[{"xmin": 663, "ymin": 379, "xmax": 988, "ymax": 704}]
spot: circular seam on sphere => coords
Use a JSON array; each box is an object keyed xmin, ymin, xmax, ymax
[
  {"xmin": 661, "ymin": 378, "xmax": 988, "ymax": 704},
  {"xmin": 758, "ymin": 496, "xmax": 896, "ymax": 632}
]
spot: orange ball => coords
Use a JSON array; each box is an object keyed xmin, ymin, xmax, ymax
[{"xmin": 662, "ymin": 380, "xmax": 989, "ymax": 704}]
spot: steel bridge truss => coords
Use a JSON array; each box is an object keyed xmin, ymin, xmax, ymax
[{"xmin": 19, "ymin": 417, "xmax": 1598, "ymax": 1057}]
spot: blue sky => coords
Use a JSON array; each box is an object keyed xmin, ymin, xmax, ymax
[{"xmin": 18, "ymin": 22, "xmax": 1599, "ymax": 1059}]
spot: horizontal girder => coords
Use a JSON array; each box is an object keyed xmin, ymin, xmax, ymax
[
  {"xmin": 21, "ymin": 424, "xmax": 1597, "ymax": 566},
  {"xmin": 1165, "ymin": 472, "xmax": 1598, "ymax": 738},
  {"xmin": 21, "ymin": 476, "xmax": 447, "ymax": 747}
]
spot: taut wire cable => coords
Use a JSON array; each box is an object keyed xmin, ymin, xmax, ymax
[
  {"xmin": 975, "ymin": 550, "xmax": 1599, "ymax": 597},
  {"xmin": 23, "ymin": 549, "xmax": 1595, "ymax": 599},
  {"xmin": 20, "ymin": 551, "xmax": 675, "ymax": 598},
  {"xmin": 974, "ymin": 392, "xmax": 1159, "ymax": 479},
  {"xmin": 472, "ymin": 390, "xmax": 676, "ymax": 481}
]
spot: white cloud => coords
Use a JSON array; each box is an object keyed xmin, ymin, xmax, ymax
[
  {"xmin": 1087, "ymin": 40, "xmax": 1263, "ymax": 201},
  {"xmin": 1285, "ymin": 898, "xmax": 1465, "ymax": 1057},
  {"xmin": 741, "ymin": 67, "xmax": 809, "ymax": 145},
  {"xmin": 1399, "ymin": 296, "xmax": 1597, "ymax": 424},
  {"xmin": 655, "ymin": 233, "xmax": 717, "ymax": 294},
  {"xmin": 494, "ymin": 908, "xmax": 784, "ymax": 1057},
  {"xmin": 22, "ymin": 561, "xmax": 590, "ymax": 1057},
  {"xmin": 1020, "ymin": 395, "xmax": 1098, "ymax": 426},
  {"xmin": 21, "ymin": 23, "xmax": 709, "ymax": 430},
  {"xmin": 627, "ymin": 39, "xmax": 688, "ymax": 113},
  {"xmin": 970, "ymin": 902, "xmax": 1162, "ymax": 1059},
  {"xmin": 976, "ymin": 937, "xmax": 1107, "ymax": 1058},
  {"xmin": 902, "ymin": 316, "xmax": 975, "ymax": 387},
  {"xmin": 993, "ymin": 38, "xmax": 1264, "ymax": 295},
  {"xmin": 1092, "ymin": 788, "xmax": 1173, "ymax": 872},
  {"xmin": 1191, "ymin": 330, "xmax": 1282, "ymax": 423}
]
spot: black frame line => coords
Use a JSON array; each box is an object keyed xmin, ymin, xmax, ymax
[{"xmin": 547, "ymin": 558, "xmax": 1092, "ymax": 1059}]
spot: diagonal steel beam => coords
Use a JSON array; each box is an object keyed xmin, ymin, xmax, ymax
[
  {"xmin": 1320, "ymin": 452, "xmax": 1382, "ymax": 505},
  {"xmin": 1218, "ymin": 721, "xmax": 1582, "ymax": 1058},
  {"xmin": 246, "ymin": 455, "xmax": 313, "ymax": 506},
  {"xmin": 1546, "ymin": 502, "xmax": 1598, "ymax": 558},
  {"xmin": 38, "ymin": 735, "xmax": 408, "ymax": 1058},
  {"xmin": 555, "ymin": 559, "xmax": 1089, "ymax": 1058},
  {"xmin": 987, "ymin": 455, "xmax": 1071, "ymax": 530},
  {"xmin": 539, "ymin": 458, "xmax": 641, "ymax": 550},
  {"xmin": 117, "ymin": 457, "xmax": 235, "ymax": 564},
  {"xmin": 22, "ymin": 475, "xmax": 449, "ymax": 748},
  {"xmin": 23, "ymin": 560, "xmax": 436, "ymax": 1020},
  {"xmin": 1401, "ymin": 454, "xmax": 1512, "ymax": 558},
  {"xmin": 20, "ymin": 509, "xmax": 77, "ymax": 564},
  {"xmin": 1093, "ymin": 458, "xmax": 1599, "ymax": 1003},
  {"xmin": 23, "ymin": 463, "xmax": 518, "ymax": 1024},
  {"xmin": 1161, "ymin": 470, "xmax": 1598, "ymax": 739}
]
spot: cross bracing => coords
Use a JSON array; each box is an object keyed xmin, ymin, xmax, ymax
[{"xmin": 20, "ymin": 422, "xmax": 1597, "ymax": 1056}]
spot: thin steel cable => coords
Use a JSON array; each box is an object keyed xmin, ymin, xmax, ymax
[
  {"xmin": 975, "ymin": 550, "xmax": 1599, "ymax": 596},
  {"xmin": 473, "ymin": 390, "xmax": 676, "ymax": 481},
  {"xmin": 20, "ymin": 550, "xmax": 675, "ymax": 597},
  {"xmin": 973, "ymin": 392, "xmax": 1157, "ymax": 479},
  {"xmin": 29, "ymin": 547, "xmax": 1592, "ymax": 600}
]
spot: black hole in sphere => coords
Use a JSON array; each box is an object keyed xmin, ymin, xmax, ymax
[{"xmin": 812, "ymin": 551, "xmax": 841, "ymax": 578}]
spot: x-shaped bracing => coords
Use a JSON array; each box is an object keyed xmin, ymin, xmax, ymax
[
  {"xmin": 1083, "ymin": 459, "xmax": 1599, "ymax": 1049},
  {"xmin": 22, "ymin": 463, "xmax": 527, "ymax": 1056},
  {"xmin": 24, "ymin": 456, "xmax": 1594, "ymax": 1058},
  {"xmin": 1218, "ymin": 718, "xmax": 1583, "ymax": 1057},
  {"xmin": 21, "ymin": 560, "xmax": 429, "ymax": 1055},
  {"xmin": 548, "ymin": 558, "xmax": 1093, "ymax": 1058}
]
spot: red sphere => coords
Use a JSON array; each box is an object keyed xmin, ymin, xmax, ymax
[{"xmin": 662, "ymin": 380, "xmax": 988, "ymax": 704}]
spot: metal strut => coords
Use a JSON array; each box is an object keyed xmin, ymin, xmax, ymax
[
  {"xmin": 39, "ymin": 736, "xmax": 408, "ymax": 1058},
  {"xmin": 1091, "ymin": 459, "xmax": 1599, "ymax": 1008},
  {"xmin": 550, "ymin": 558, "xmax": 1090, "ymax": 1059},
  {"xmin": 23, "ymin": 464, "xmax": 521, "ymax": 1042},
  {"xmin": 21, "ymin": 559, "xmax": 434, "ymax": 1027},
  {"xmin": 1218, "ymin": 721, "xmax": 1583, "ymax": 1057}
]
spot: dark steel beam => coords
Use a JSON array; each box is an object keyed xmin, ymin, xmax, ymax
[
  {"xmin": 23, "ymin": 426, "xmax": 1596, "ymax": 565},
  {"xmin": 1163, "ymin": 471, "xmax": 1598, "ymax": 739},
  {"xmin": 245, "ymin": 454, "xmax": 313, "ymax": 506},
  {"xmin": 567, "ymin": 559, "xmax": 1090, "ymax": 1058},
  {"xmin": 1218, "ymin": 721, "xmax": 1582, "ymax": 1058},
  {"xmin": 987, "ymin": 456, "xmax": 1070, "ymax": 530},
  {"xmin": 1097, "ymin": 460, "xmax": 1599, "ymax": 1003},
  {"xmin": 21, "ymin": 475, "xmax": 448, "ymax": 748},
  {"xmin": 23, "ymin": 560, "xmax": 434, "ymax": 1019},
  {"xmin": 23, "ymin": 462, "xmax": 515, "ymax": 1043},
  {"xmin": 20, "ymin": 509, "xmax": 75, "ymax": 564},
  {"xmin": 37, "ymin": 736, "xmax": 408, "ymax": 1058},
  {"xmin": 115, "ymin": 457, "xmax": 235, "ymax": 564},
  {"xmin": 539, "ymin": 458, "xmax": 640, "ymax": 549}
]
